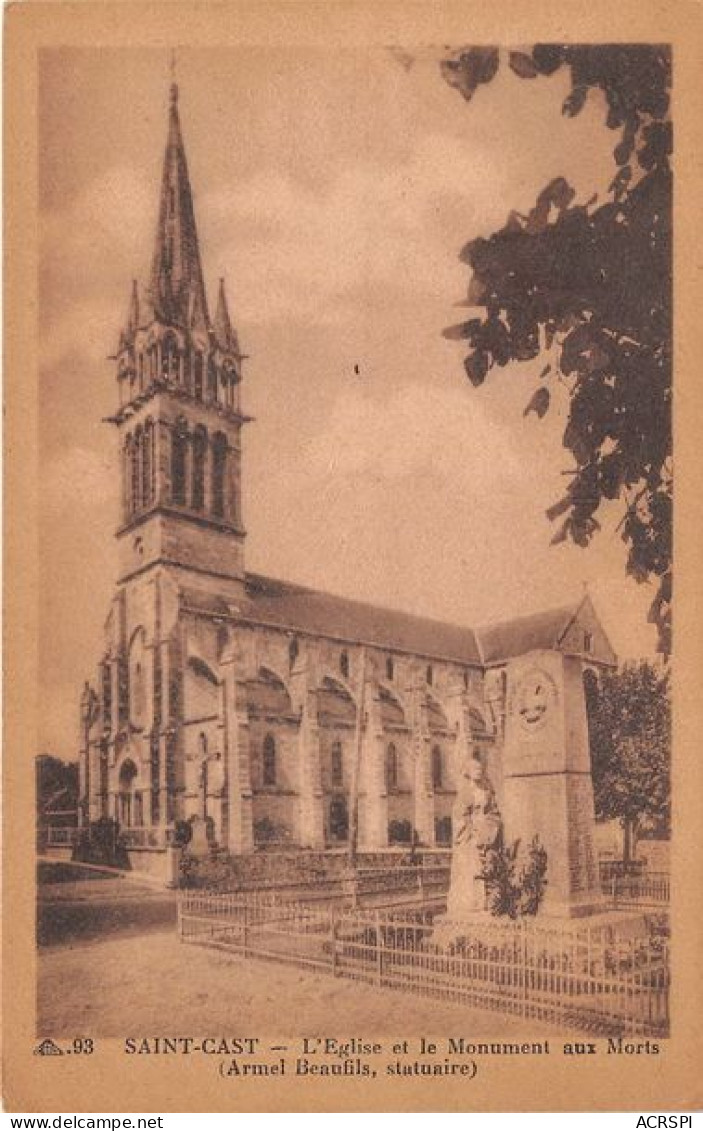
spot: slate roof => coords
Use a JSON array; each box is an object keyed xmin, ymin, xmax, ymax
[
  {"xmin": 180, "ymin": 575, "xmax": 597, "ymax": 668},
  {"xmin": 476, "ymin": 605, "xmax": 578, "ymax": 665},
  {"xmin": 238, "ymin": 573, "xmax": 483, "ymax": 665}
]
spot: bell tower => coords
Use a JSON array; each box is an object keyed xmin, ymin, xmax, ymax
[{"xmin": 108, "ymin": 82, "xmax": 250, "ymax": 599}]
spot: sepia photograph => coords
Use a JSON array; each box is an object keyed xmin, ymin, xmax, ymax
[
  {"xmin": 34, "ymin": 40, "xmax": 671, "ymax": 1044},
  {"xmin": 7, "ymin": 3, "xmax": 702, "ymax": 1112}
]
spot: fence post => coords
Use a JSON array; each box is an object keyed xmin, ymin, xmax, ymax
[
  {"xmin": 376, "ymin": 911, "xmax": 383, "ymax": 987},
  {"xmin": 521, "ymin": 923, "xmax": 528, "ymax": 1018},
  {"xmin": 331, "ymin": 911, "xmax": 338, "ymax": 977}
]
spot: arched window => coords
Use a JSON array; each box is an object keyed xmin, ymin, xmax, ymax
[
  {"xmin": 331, "ymin": 741, "xmax": 343, "ymax": 787},
  {"xmin": 431, "ymin": 745, "xmax": 443, "ymax": 790},
  {"xmin": 142, "ymin": 420, "xmax": 153, "ymax": 508},
  {"xmin": 386, "ymin": 656, "xmax": 394, "ymax": 681},
  {"xmin": 329, "ymin": 796, "xmax": 348, "ymax": 841},
  {"xmin": 193, "ymin": 353, "xmax": 204, "ymax": 401},
  {"xmin": 101, "ymin": 661, "xmax": 112, "ymax": 729},
  {"xmin": 124, "ymin": 434, "xmax": 133, "ymax": 518},
  {"xmin": 583, "ymin": 667, "xmax": 599, "ymax": 718},
  {"xmin": 262, "ymin": 733, "xmax": 277, "ymax": 786},
  {"xmin": 137, "ymin": 353, "xmax": 145, "ymax": 391},
  {"xmin": 171, "ymin": 420, "xmax": 188, "ymax": 506},
  {"xmin": 161, "ymin": 334, "xmax": 178, "ymax": 381},
  {"xmin": 288, "ymin": 636, "xmax": 299, "ymax": 670},
  {"xmin": 211, "ymin": 433, "xmax": 227, "ymax": 518},
  {"xmin": 224, "ymin": 365, "xmax": 237, "ymax": 409},
  {"xmin": 118, "ymin": 759, "xmax": 139, "ymax": 828},
  {"xmin": 131, "ymin": 427, "xmax": 142, "ymax": 514},
  {"xmin": 340, "ymin": 650, "xmax": 349, "ymax": 678},
  {"xmin": 386, "ymin": 743, "xmax": 398, "ymax": 792},
  {"xmin": 191, "ymin": 427, "xmax": 207, "ymax": 511},
  {"xmin": 207, "ymin": 357, "xmax": 218, "ymax": 401},
  {"xmin": 128, "ymin": 628, "xmax": 147, "ymax": 730},
  {"xmin": 426, "ymin": 664, "xmax": 434, "ymax": 686},
  {"xmin": 435, "ymin": 815, "xmax": 452, "ymax": 846},
  {"xmin": 198, "ymin": 732, "xmax": 208, "ymax": 756}
]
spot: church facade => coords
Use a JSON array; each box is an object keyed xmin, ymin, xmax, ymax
[{"xmin": 78, "ymin": 83, "xmax": 616, "ymax": 872}]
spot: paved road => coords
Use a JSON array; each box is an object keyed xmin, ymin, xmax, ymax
[{"xmin": 37, "ymin": 867, "xmax": 177, "ymax": 947}]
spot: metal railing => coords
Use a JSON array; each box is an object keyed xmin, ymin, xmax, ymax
[
  {"xmin": 45, "ymin": 827, "xmax": 80, "ymax": 847},
  {"xmin": 607, "ymin": 872, "xmax": 670, "ymax": 908},
  {"xmin": 178, "ymin": 891, "xmax": 669, "ymax": 1037},
  {"xmin": 180, "ymin": 862, "xmax": 451, "ymax": 907},
  {"xmin": 119, "ymin": 826, "xmax": 179, "ymax": 848}
]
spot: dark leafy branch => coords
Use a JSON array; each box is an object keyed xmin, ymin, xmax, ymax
[{"xmin": 441, "ymin": 45, "xmax": 672, "ymax": 652}]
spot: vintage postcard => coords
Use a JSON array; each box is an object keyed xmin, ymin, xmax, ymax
[{"xmin": 4, "ymin": 0, "xmax": 703, "ymax": 1114}]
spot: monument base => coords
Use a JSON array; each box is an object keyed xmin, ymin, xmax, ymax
[
  {"xmin": 432, "ymin": 909, "xmax": 496, "ymax": 950},
  {"xmin": 432, "ymin": 906, "xmax": 653, "ymax": 952},
  {"xmin": 538, "ymin": 894, "xmax": 607, "ymax": 919}
]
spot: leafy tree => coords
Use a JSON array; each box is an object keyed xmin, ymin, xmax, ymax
[
  {"xmin": 441, "ymin": 46, "xmax": 672, "ymax": 652},
  {"xmin": 584, "ymin": 662, "xmax": 670, "ymax": 864},
  {"xmin": 36, "ymin": 754, "xmax": 79, "ymax": 820}
]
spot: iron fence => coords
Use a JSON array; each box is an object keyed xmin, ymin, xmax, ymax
[
  {"xmin": 45, "ymin": 827, "xmax": 80, "ymax": 847},
  {"xmin": 178, "ymin": 891, "xmax": 669, "ymax": 1037},
  {"xmin": 607, "ymin": 872, "xmax": 670, "ymax": 908}
]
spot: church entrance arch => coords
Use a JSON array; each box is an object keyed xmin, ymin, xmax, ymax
[{"xmin": 117, "ymin": 758, "xmax": 142, "ymax": 828}]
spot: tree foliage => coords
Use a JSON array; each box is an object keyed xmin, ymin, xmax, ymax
[
  {"xmin": 480, "ymin": 830, "xmax": 548, "ymax": 918},
  {"xmin": 442, "ymin": 46, "xmax": 672, "ymax": 652},
  {"xmin": 36, "ymin": 754, "xmax": 79, "ymax": 816},
  {"xmin": 585, "ymin": 662, "xmax": 670, "ymax": 862}
]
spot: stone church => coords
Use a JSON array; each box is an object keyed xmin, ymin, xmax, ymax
[{"xmin": 78, "ymin": 82, "xmax": 616, "ymax": 908}]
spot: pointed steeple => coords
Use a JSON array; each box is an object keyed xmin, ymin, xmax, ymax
[
  {"xmin": 214, "ymin": 278, "xmax": 240, "ymax": 355},
  {"xmin": 148, "ymin": 82, "xmax": 210, "ymax": 330},
  {"xmin": 127, "ymin": 278, "xmax": 140, "ymax": 332},
  {"xmin": 118, "ymin": 279, "xmax": 140, "ymax": 350}
]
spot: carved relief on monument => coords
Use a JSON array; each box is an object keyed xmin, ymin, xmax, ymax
[{"xmin": 514, "ymin": 667, "xmax": 558, "ymax": 732}]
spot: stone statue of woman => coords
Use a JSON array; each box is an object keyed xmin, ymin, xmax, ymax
[{"xmin": 446, "ymin": 750, "xmax": 502, "ymax": 920}]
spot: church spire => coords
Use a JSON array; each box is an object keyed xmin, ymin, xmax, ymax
[
  {"xmin": 118, "ymin": 278, "xmax": 140, "ymax": 348},
  {"xmin": 148, "ymin": 82, "xmax": 210, "ymax": 331},
  {"xmin": 214, "ymin": 277, "xmax": 240, "ymax": 355},
  {"xmin": 127, "ymin": 278, "xmax": 140, "ymax": 332}
]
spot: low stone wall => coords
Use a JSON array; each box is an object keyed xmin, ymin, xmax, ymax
[
  {"xmin": 126, "ymin": 845, "xmax": 180, "ymax": 886},
  {"xmin": 39, "ymin": 845, "xmax": 74, "ymax": 863}
]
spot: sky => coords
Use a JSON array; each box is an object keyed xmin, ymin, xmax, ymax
[{"xmin": 38, "ymin": 45, "xmax": 659, "ymax": 760}]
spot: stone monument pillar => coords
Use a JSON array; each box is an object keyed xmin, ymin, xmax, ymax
[{"xmin": 502, "ymin": 650, "xmax": 602, "ymax": 918}]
